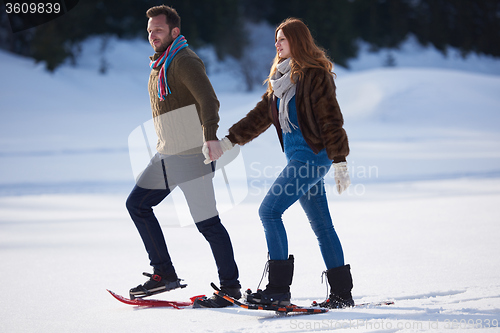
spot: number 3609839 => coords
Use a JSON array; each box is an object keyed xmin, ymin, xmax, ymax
[{"xmin": 5, "ymin": 2, "xmax": 61, "ymax": 14}]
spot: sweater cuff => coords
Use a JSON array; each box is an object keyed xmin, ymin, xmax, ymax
[{"xmin": 203, "ymin": 125, "xmax": 218, "ymax": 142}]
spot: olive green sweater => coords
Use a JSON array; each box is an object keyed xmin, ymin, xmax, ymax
[{"xmin": 148, "ymin": 47, "xmax": 220, "ymax": 155}]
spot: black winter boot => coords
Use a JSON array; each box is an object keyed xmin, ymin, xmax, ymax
[
  {"xmin": 318, "ymin": 264, "xmax": 355, "ymax": 308},
  {"xmin": 247, "ymin": 255, "xmax": 294, "ymax": 306},
  {"xmin": 129, "ymin": 271, "xmax": 186, "ymax": 299},
  {"xmin": 193, "ymin": 285, "xmax": 242, "ymax": 308}
]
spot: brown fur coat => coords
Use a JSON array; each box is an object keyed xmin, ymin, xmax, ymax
[{"xmin": 226, "ymin": 67, "xmax": 349, "ymax": 163}]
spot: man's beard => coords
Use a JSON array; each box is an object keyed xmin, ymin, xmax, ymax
[{"xmin": 154, "ymin": 38, "xmax": 174, "ymax": 53}]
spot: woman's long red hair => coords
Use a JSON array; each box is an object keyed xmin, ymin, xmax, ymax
[{"xmin": 266, "ymin": 18, "xmax": 334, "ymax": 95}]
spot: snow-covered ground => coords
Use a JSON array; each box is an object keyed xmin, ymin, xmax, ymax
[{"xmin": 1, "ymin": 24, "xmax": 500, "ymax": 332}]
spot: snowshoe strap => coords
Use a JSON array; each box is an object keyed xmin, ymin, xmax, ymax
[{"xmin": 256, "ymin": 256, "xmax": 270, "ymax": 291}]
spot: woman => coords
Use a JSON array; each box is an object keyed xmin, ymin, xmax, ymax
[{"xmin": 209, "ymin": 18, "xmax": 354, "ymax": 308}]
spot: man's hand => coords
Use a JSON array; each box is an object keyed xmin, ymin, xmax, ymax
[
  {"xmin": 202, "ymin": 137, "xmax": 234, "ymax": 164},
  {"xmin": 203, "ymin": 140, "xmax": 223, "ymax": 164}
]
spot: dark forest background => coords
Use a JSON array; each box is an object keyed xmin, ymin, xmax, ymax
[{"xmin": 1, "ymin": 0, "xmax": 499, "ymax": 71}]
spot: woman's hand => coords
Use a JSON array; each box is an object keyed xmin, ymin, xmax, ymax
[{"xmin": 333, "ymin": 162, "xmax": 351, "ymax": 195}]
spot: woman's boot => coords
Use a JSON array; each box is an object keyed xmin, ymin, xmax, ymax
[
  {"xmin": 318, "ymin": 264, "xmax": 355, "ymax": 308},
  {"xmin": 247, "ymin": 255, "xmax": 294, "ymax": 306}
]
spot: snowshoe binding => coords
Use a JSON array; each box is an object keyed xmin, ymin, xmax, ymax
[
  {"xmin": 129, "ymin": 272, "xmax": 186, "ymax": 300},
  {"xmin": 193, "ymin": 285, "xmax": 242, "ymax": 308}
]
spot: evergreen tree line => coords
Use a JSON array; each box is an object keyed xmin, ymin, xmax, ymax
[{"xmin": 0, "ymin": 0, "xmax": 499, "ymax": 71}]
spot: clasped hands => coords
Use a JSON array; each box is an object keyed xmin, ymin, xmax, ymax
[{"xmin": 202, "ymin": 137, "xmax": 233, "ymax": 164}]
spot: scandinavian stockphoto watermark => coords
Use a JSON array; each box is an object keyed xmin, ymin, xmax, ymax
[
  {"xmin": 289, "ymin": 318, "xmax": 499, "ymax": 331},
  {"xmin": 248, "ymin": 160, "xmax": 379, "ymax": 197},
  {"xmin": 128, "ymin": 104, "xmax": 378, "ymax": 226},
  {"xmin": 127, "ymin": 105, "xmax": 248, "ymax": 228}
]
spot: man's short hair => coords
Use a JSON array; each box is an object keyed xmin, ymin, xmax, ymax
[{"xmin": 146, "ymin": 5, "xmax": 181, "ymax": 31}]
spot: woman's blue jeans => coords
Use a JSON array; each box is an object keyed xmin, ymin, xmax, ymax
[{"xmin": 258, "ymin": 160, "xmax": 344, "ymax": 270}]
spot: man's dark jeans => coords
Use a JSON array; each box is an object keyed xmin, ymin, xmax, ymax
[{"xmin": 126, "ymin": 152, "xmax": 239, "ymax": 288}]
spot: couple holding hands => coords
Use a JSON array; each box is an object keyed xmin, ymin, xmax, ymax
[{"xmin": 125, "ymin": 5, "xmax": 354, "ymax": 310}]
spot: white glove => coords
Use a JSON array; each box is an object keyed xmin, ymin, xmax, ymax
[
  {"xmin": 219, "ymin": 137, "xmax": 234, "ymax": 152},
  {"xmin": 203, "ymin": 137, "xmax": 234, "ymax": 164},
  {"xmin": 333, "ymin": 162, "xmax": 351, "ymax": 195}
]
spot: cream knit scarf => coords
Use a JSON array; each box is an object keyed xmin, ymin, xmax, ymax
[{"xmin": 270, "ymin": 58, "xmax": 298, "ymax": 133}]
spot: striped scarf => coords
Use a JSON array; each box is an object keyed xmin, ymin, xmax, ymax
[{"xmin": 150, "ymin": 35, "xmax": 188, "ymax": 101}]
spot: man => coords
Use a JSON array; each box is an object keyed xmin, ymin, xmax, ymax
[{"xmin": 125, "ymin": 5, "xmax": 240, "ymax": 307}]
